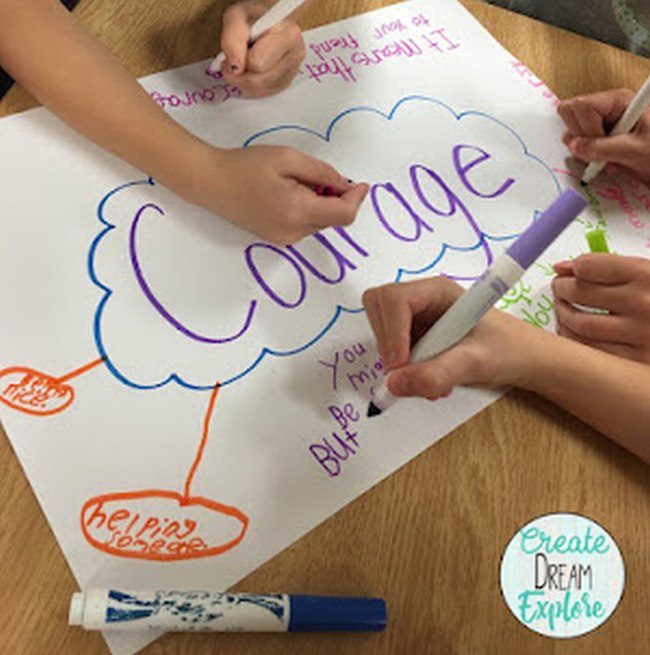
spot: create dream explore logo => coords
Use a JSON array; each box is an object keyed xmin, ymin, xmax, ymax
[{"xmin": 500, "ymin": 513, "xmax": 625, "ymax": 638}]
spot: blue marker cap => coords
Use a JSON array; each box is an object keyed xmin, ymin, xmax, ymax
[{"xmin": 288, "ymin": 595, "xmax": 387, "ymax": 632}]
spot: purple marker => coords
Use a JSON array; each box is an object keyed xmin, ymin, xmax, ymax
[{"xmin": 368, "ymin": 189, "xmax": 588, "ymax": 417}]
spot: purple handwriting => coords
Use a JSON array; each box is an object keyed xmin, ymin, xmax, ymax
[
  {"xmin": 303, "ymin": 27, "xmax": 460, "ymax": 84},
  {"xmin": 149, "ymin": 68, "xmax": 241, "ymax": 111},
  {"xmin": 319, "ymin": 343, "xmax": 383, "ymax": 394},
  {"xmin": 309, "ymin": 402, "xmax": 362, "ymax": 477},
  {"xmin": 129, "ymin": 143, "xmax": 514, "ymax": 345}
]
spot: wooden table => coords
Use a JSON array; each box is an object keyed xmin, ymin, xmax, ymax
[{"xmin": 1, "ymin": 1, "xmax": 648, "ymax": 653}]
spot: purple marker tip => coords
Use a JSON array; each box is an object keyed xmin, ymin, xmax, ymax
[{"xmin": 506, "ymin": 189, "xmax": 588, "ymax": 269}]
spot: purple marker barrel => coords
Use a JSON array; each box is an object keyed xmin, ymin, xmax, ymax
[
  {"xmin": 506, "ymin": 189, "xmax": 588, "ymax": 269},
  {"xmin": 368, "ymin": 188, "xmax": 588, "ymax": 417}
]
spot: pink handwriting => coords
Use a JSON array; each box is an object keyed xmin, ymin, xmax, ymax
[
  {"xmin": 309, "ymin": 33, "xmax": 360, "ymax": 61},
  {"xmin": 510, "ymin": 61, "xmax": 559, "ymax": 107},
  {"xmin": 303, "ymin": 27, "xmax": 460, "ymax": 84},
  {"xmin": 373, "ymin": 12, "xmax": 431, "ymax": 39},
  {"xmin": 150, "ymin": 68, "xmax": 241, "ymax": 111},
  {"xmin": 623, "ymin": 176, "xmax": 650, "ymax": 215},
  {"xmin": 596, "ymin": 181, "xmax": 645, "ymax": 230}
]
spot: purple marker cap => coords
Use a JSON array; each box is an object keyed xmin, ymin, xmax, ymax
[{"xmin": 506, "ymin": 189, "xmax": 588, "ymax": 270}]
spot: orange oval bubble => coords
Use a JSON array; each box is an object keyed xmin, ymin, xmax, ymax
[
  {"xmin": 80, "ymin": 489, "xmax": 249, "ymax": 561},
  {"xmin": 0, "ymin": 366, "xmax": 74, "ymax": 416}
]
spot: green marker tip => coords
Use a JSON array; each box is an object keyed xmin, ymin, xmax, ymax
[{"xmin": 586, "ymin": 229, "xmax": 609, "ymax": 253}]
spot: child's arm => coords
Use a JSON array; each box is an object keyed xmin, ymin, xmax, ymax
[
  {"xmin": 0, "ymin": 0, "xmax": 367, "ymax": 244},
  {"xmin": 363, "ymin": 277, "xmax": 650, "ymax": 463}
]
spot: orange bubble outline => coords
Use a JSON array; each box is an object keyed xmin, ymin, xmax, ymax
[
  {"xmin": 80, "ymin": 383, "xmax": 251, "ymax": 561},
  {"xmin": 0, "ymin": 366, "xmax": 74, "ymax": 416},
  {"xmin": 0, "ymin": 358, "xmax": 103, "ymax": 417},
  {"xmin": 80, "ymin": 488, "xmax": 249, "ymax": 562}
]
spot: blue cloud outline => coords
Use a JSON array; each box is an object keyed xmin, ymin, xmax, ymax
[{"xmin": 88, "ymin": 95, "xmax": 560, "ymax": 391}]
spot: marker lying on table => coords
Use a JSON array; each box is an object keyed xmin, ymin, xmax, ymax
[
  {"xmin": 210, "ymin": 0, "xmax": 309, "ymax": 72},
  {"xmin": 367, "ymin": 189, "xmax": 588, "ymax": 418},
  {"xmin": 581, "ymin": 73, "xmax": 650, "ymax": 185},
  {"xmin": 69, "ymin": 589, "xmax": 386, "ymax": 632}
]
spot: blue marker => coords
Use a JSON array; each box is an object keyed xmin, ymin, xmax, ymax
[{"xmin": 69, "ymin": 589, "xmax": 386, "ymax": 632}]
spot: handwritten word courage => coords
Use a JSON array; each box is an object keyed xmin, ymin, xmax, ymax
[
  {"xmin": 129, "ymin": 144, "xmax": 514, "ymax": 344},
  {"xmin": 149, "ymin": 68, "xmax": 241, "ymax": 111}
]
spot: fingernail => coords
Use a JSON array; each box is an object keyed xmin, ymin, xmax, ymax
[
  {"xmin": 314, "ymin": 185, "xmax": 341, "ymax": 198},
  {"xmin": 572, "ymin": 139, "xmax": 585, "ymax": 157},
  {"xmin": 381, "ymin": 351, "xmax": 395, "ymax": 370},
  {"xmin": 387, "ymin": 373, "xmax": 405, "ymax": 397}
]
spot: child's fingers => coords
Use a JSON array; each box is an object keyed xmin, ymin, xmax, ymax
[
  {"xmin": 571, "ymin": 96, "xmax": 607, "ymax": 136},
  {"xmin": 362, "ymin": 285, "xmax": 418, "ymax": 371},
  {"xmin": 604, "ymin": 162, "xmax": 632, "ymax": 175},
  {"xmin": 559, "ymin": 89, "xmax": 635, "ymax": 133},
  {"xmin": 386, "ymin": 342, "xmax": 478, "ymax": 400},
  {"xmin": 572, "ymin": 253, "xmax": 644, "ymax": 285},
  {"xmin": 552, "ymin": 276, "xmax": 630, "ymax": 313},
  {"xmin": 246, "ymin": 22, "xmax": 304, "ymax": 74},
  {"xmin": 557, "ymin": 103, "xmax": 583, "ymax": 137},
  {"xmin": 364, "ymin": 278, "xmax": 464, "ymax": 374},
  {"xmin": 553, "ymin": 260, "xmax": 575, "ymax": 276},
  {"xmin": 556, "ymin": 323, "xmax": 636, "ymax": 360},
  {"xmin": 229, "ymin": 46, "xmax": 304, "ymax": 97},
  {"xmin": 298, "ymin": 182, "xmax": 369, "ymax": 230},
  {"xmin": 570, "ymin": 133, "xmax": 645, "ymax": 168},
  {"xmin": 220, "ymin": 4, "xmax": 253, "ymax": 74},
  {"xmin": 583, "ymin": 88, "xmax": 636, "ymax": 125},
  {"xmin": 554, "ymin": 298, "xmax": 631, "ymax": 343},
  {"xmin": 285, "ymin": 150, "xmax": 353, "ymax": 193}
]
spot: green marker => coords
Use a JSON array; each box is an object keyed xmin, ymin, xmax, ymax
[
  {"xmin": 586, "ymin": 229, "xmax": 609, "ymax": 253},
  {"xmin": 582, "ymin": 230, "xmax": 610, "ymax": 315}
]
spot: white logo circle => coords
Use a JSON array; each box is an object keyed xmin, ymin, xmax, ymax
[{"xmin": 500, "ymin": 512, "xmax": 625, "ymax": 638}]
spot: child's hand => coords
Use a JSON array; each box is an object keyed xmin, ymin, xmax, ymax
[
  {"xmin": 185, "ymin": 143, "xmax": 369, "ymax": 245},
  {"xmin": 552, "ymin": 253, "xmax": 650, "ymax": 363},
  {"xmin": 557, "ymin": 89, "xmax": 650, "ymax": 184},
  {"xmin": 362, "ymin": 277, "xmax": 540, "ymax": 400},
  {"xmin": 220, "ymin": 1, "xmax": 305, "ymax": 98}
]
